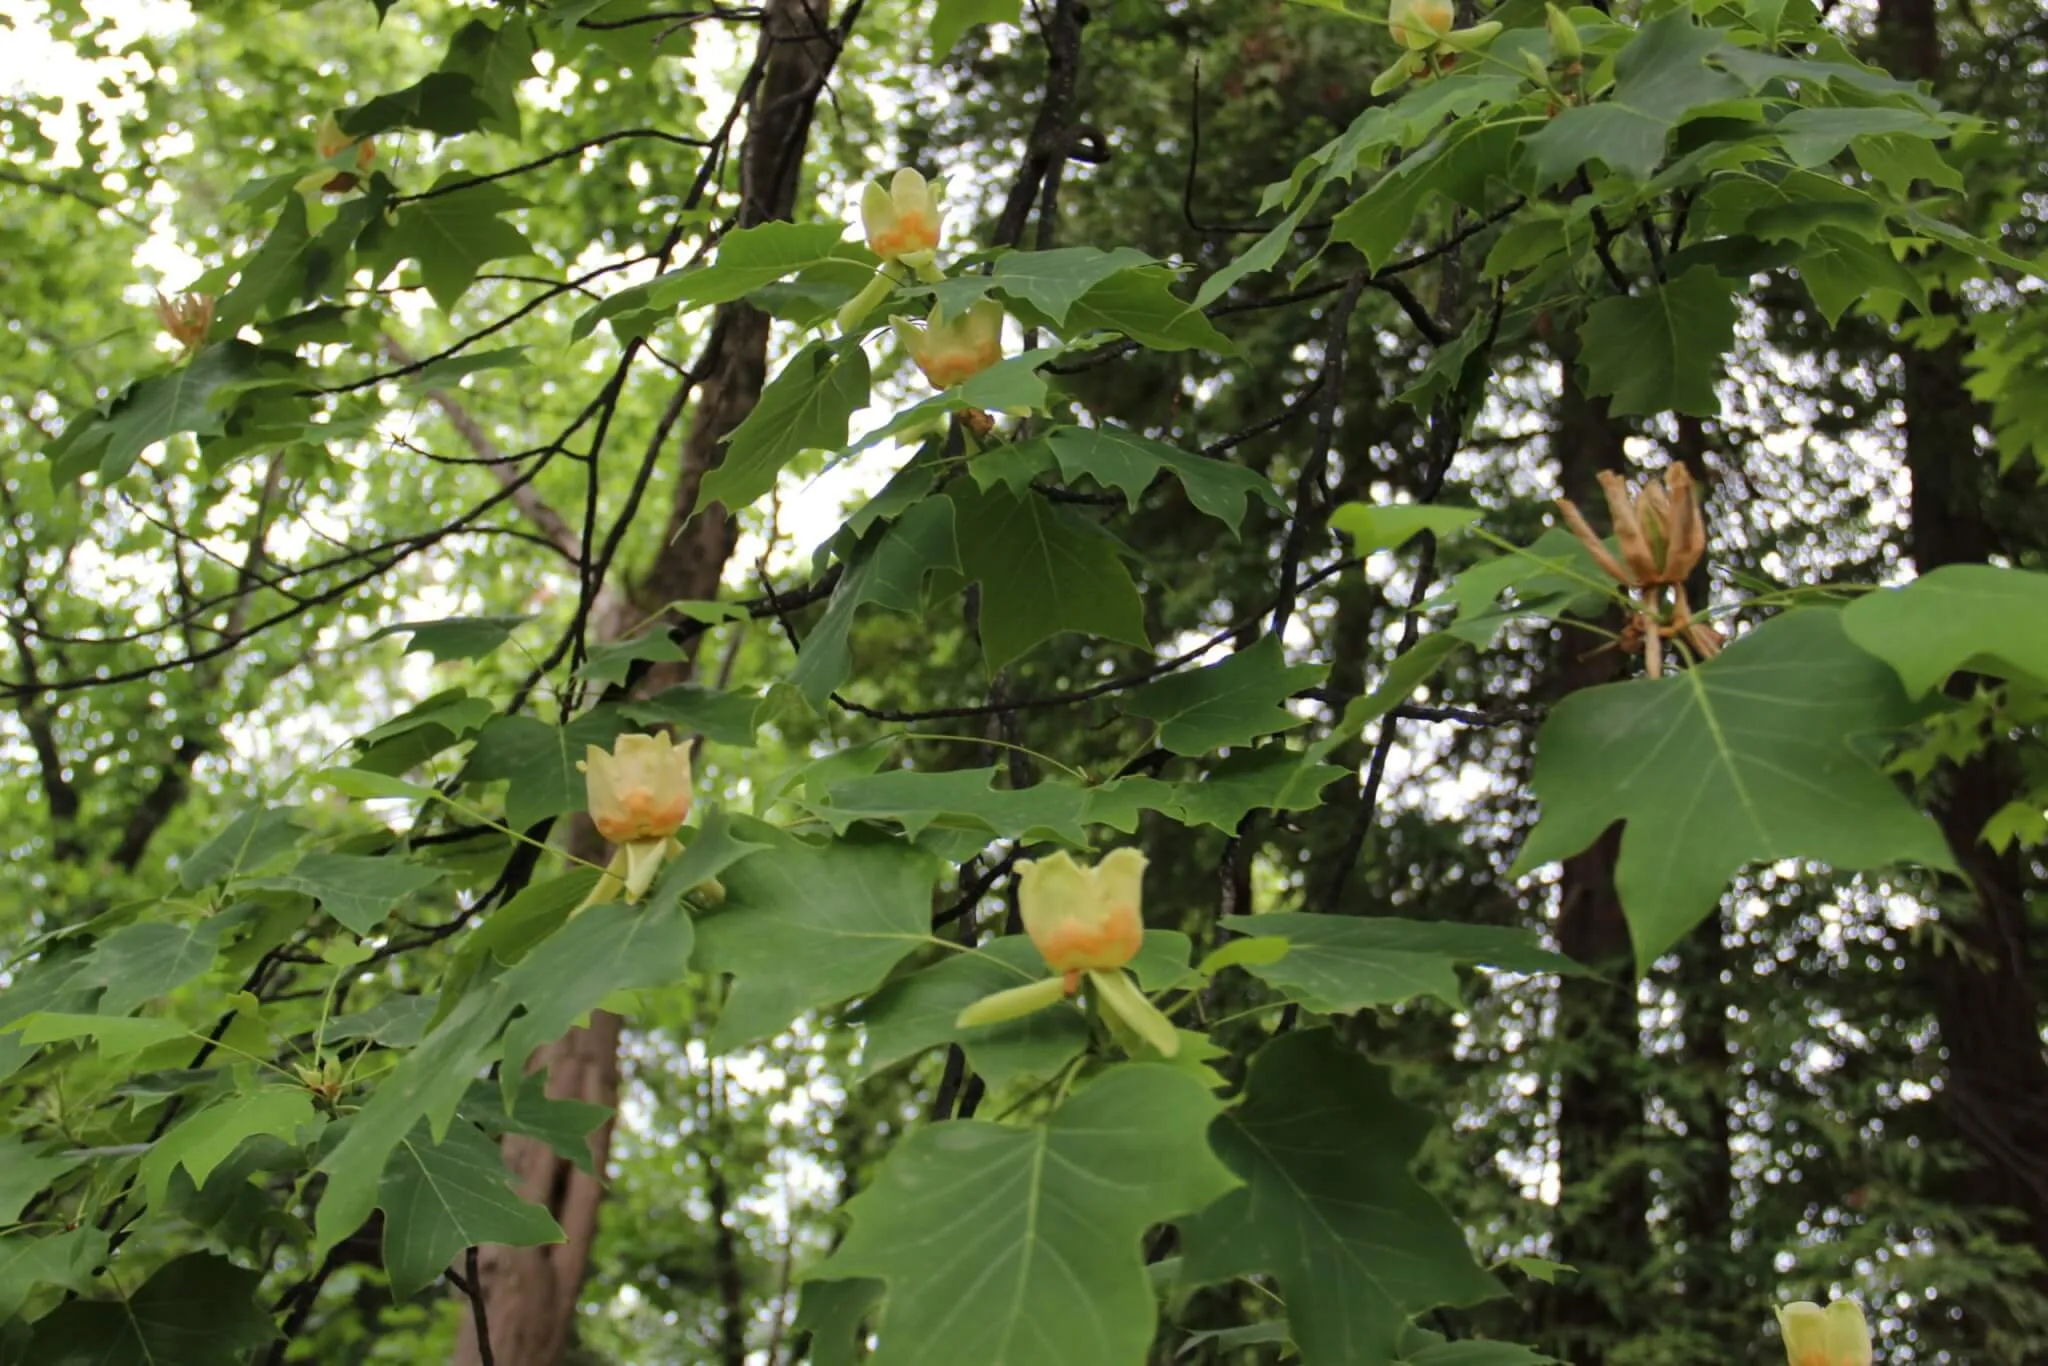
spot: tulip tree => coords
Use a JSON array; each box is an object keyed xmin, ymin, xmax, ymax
[{"xmin": 2, "ymin": 0, "xmax": 2046, "ymax": 1361}]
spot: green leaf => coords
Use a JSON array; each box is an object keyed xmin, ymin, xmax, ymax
[
  {"xmin": 1127, "ymin": 637, "xmax": 1326, "ymax": 755},
  {"xmin": 1174, "ymin": 746, "xmax": 1349, "ymax": 832},
  {"xmin": 621, "ymin": 684, "xmax": 763, "ymax": 747},
  {"xmin": 380, "ymin": 1120, "xmax": 565, "ymax": 1298},
  {"xmin": 373, "ymin": 178, "xmax": 535, "ymax": 311},
  {"xmin": 139, "ymin": 1085, "xmax": 319, "ymax": 1206},
  {"xmin": 214, "ymin": 193, "xmax": 320, "ymax": 329},
  {"xmin": 462, "ymin": 709, "xmax": 633, "ymax": 830},
  {"xmin": 50, "ymin": 342, "xmax": 282, "ymax": 485},
  {"xmin": 814, "ymin": 1065, "xmax": 1238, "ymax": 1366},
  {"xmin": 1218, "ymin": 913, "xmax": 1583, "ymax": 1013},
  {"xmin": 1179, "ymin": 1031, "xmax": 1501, "ymax": 1366},
  {"xmin": 462, "ymin": 1076, "xmax": 611, "ymax": 1174},
  {"xmin": 577, "ymin": 222, "xmax": 856, "ymax": 339},
  {"xmin": 1513, "ymin": 609, "xmax": 1956, "ymax": 967},
  {"xmin": 8, "ymin": 1012, "xmax": 190, "ymax": 1059},
  {"xmin": 74, "ymin": 919, "xmax": 231, "ymax": 1015},
  {"xmin": 248, "ymin": 851, "xmax": 445, "ymax": 936},
  {"xmin": 1773, "ymin": 106, "xmax": 1949, "ymax": 168},
  {"xmin": 1524, "ymin": 11, "xmax": 1747, "ymax": 183},
  {"xmin": 1797, "ymin": 227, "xmax": 1926, "ymax": 326},
  {"xmin": 0, "ymin": 1135, "xmax": 87, "ymax": 1222},
  {"xmin": 1066, "ymin": 267, "xmax": 1233, "ymax": 352},
  {"xmin": 1044, "ymin": 425, "xmax": 1284, "ymax": 534},
  {"xmin": 948, "ymin": 481, "xmax": 1150, "ymax": 670},
  {"xmin": 1576, "ymin": 266, "xmax": 1738, "ymax": 417},
  {"xmin": 179, "ymin": 807, "xmax": 303, "ymax": 889},
  {"xmin": 856, "ymin": 935, "xmax": 1087, "ymax": 1088},
  {"xmin": 817, "ymin": 768, "xmax": 1089, "ymax": 844},
  {"xmin": 930, "ymin": 0, "xmax": 1018, "ymax": 49},
  {"xmin": 701, "ymin": 339, "xmax": 872, "ymax": 512},
  {"xmin": 792, "ymin": 496, "xmax": 960, "ymax": 705},
  {"xmin": 793, "ymin": 1277, "xmax": 884, "ymax": 1366},
  {"xmin": 993, "ymin": 247, "xmax": 1155, "ymax": 323},
  {"xmin": 26, "ymin": 1252, "xmax": 275, "ymax": 1364},
  {"xmin": 369, "ymin": 614, "xmax": 531, "ymax": 662},
  {"xmin": 0, "ymin": 1227, "xmax": 107, "ymax": 1322},
  {"xmin": 692, "ymin": 831, "xmax": 942, "ymax": 1053},
  {"xmin": 1329, "ymin": 503, "xmax": 1482, "ymax": 555},
  {"xmin": 1840, "ymin": 564, "xmax": 2048, "ymax": 697},
  {"xmin": 343, "ymin": 72, "xmax": 497, "ymax": 138},
  {"xmin": 1330, "ymin": 122, "xmax": 1513, "ymax": 272}
]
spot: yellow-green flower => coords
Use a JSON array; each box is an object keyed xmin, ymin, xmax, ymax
[
  {"xmin": 891, "ymin": 299, "xmax": 1005, "ymax": 390},
  {"xmin": 1777, "ymin": 1300, "xmax": 1872, "ymax": 1366},
  {"xmin": 861, "ymin": 168, "xmax": 943, "ymax": 266},
  {"xmin": 580, "ymin": 732, "xmax": 693, "ymax": 847}
]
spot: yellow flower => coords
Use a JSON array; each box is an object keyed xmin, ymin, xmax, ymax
[
  {"xmin": 1777, "ymin": 1300, "xmax": 1872, "ymax": 1366},
  {"xmin": 301, "ymin": 113, "xmax": 375, "ymax": 195},
  {"xmin": 1389, "ymin": 0, "xmax": 1455, "ymax": 50},
  {"xmin": 956, "ymin": 848, "xmax": 1178, "ymax": 1057},
  {"xmin": 154, "ymin": 291, "xmax": 214, "ymax": 359},
  {"xmin": 861, "ymin": 168, "xmax": 943, "ymax": 266},
  {"xmin": 579, "ymin": 732, "xmax": 693, "ymax": 847},
  {"xmin": 891, "ymin": 299, "xmax": 1005, "ymax": 390}
]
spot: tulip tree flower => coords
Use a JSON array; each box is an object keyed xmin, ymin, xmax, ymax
[
  {"xmin": 892, "ymin": 299, "xmax": 1005, "ymax": 391},
  {"xmin": 1776, "ymin": 1300, "xmax": 1872, "ymax": 1366},
  {"xmin": 1556, "ymin": 463, "xmax": 1723, "ymax": 676},
  {"xmin": 956, "ymin": 849, "xmax": 1180, "ymax": 1059},
  {"xmin": 299, "ymin": 113, "xmax": 376, "ymax": 195},
  {"xmin": 1373, "ymin": 0, "xmax": 1502, "ymax": 95},
  {"xmin": 838, "ymin": 168, "xmax": 948, "ymax": 334},
  {"xmin": 580, "ymin": 732, "xmax": 694, "ymax": 900},
  {"xmin": 154, "ymin": 291, "xmax": 214, "ymax": 360}
]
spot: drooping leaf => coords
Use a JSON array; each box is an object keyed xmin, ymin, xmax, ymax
[
  {"xmin": 1044, "ymin": 425, "xmax": 1284, "ymax": 534},
  {"xmin": 247, "ymin": 851, "xmax": 445, "ymax": 936},
  {"xmin": 1512, "ymin": 608, "xmax": 1956, "ymax": 967},
  {"xmin": 1576, "ymin": 266, "xmax": 1738, "ymax": 417},
  {"xmin": 379, "ymin": 1120, "xmax": 565, "ymax": 1298},
  {"xmin": 813, "ymin": 1065, "xmax": 1238, "ymax": 1366},
  {"xmin": 947, "ymin": 481, "xmax": 1150, "ymax": 670},
  {"xmin": 1179, "ymin": 1031, "xmax": 1502, "ymax": 1366},
  {"xmin": 700, "ymin": 338, "xmax": 872, "ymax": 512},
  {"xmin": 1217, "ymin": 913, "xmax": 1583, "ymax": 1013},
  {"xmin": 0, "ymin": 1135, "xmax": 87, "ymax": 1223},
  {"xmin": 1840, "ymin": 564, "xmax": 2048, "ymax": 697},
  {"xmin": 25, "ymin": 1252, "xmax": 275, "ymax": 1364},
  {"xmin": 692, "ymin": 832, "xmax": 942, "ymax": 1053},
  {"xmin": 1127, "ymin": 637, "xmax": 1327, "ymax": 755},
  {"xmin": 856, "ymin": 935, "xmax": 1087, "ymax": 1088},
  {"xmin": 49, "ymin": 342, "xmax": 287, "ymax": 485}
]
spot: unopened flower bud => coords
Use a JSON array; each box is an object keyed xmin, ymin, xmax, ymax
[
  {"xmin": 1439, "ymin": 20, "xmax": 1502, "ymax": 51},
  {"xmin": 1777, "ymin": 1301, "xmax": 1871, "ymax": 1366},
  {"xmin": 891, "ymin": 299, "xmax": 1005, "ymax": 390},
  {"xmin": 579, "ymin": 732, "xmax": 693, "ymax": 847},
  {"xmin": 1388, "ymin": 0, "xmax": 1455, "ymax": 50},
  {"xmin": 1546, "ymin": 3, "xmax": 1582, "ymax": 61},
  {"xmin": 154, "ymin": 291, "xmax": 214, "ymax": 358},
  {"xmin": 861, "ymin": 168, "xmax": 943, "ymax": 267}
]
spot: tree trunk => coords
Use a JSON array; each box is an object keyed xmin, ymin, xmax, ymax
[
  {"xmin": 452, "ymin": 2, "xmax": 833, "ymax": 1361},
  {"xmin": 1535, "ymin": 366, "xmax": 1650, "ymax": 1366}
]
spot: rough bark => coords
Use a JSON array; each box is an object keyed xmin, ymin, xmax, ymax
[
  {"xmin": 451, "ymin": 3, "xmax": 834, "ymax": 1362},
  {"xmin": 1535, "ymin": 366, "xmax": 1650, "ymax": 1366}
]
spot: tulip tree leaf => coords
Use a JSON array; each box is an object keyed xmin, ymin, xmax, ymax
[
  {"xmin": 792, "ymin": 495, "xmax": 961, "ymax": 705},
  {"xmin": 1044, "ymin": 425, "xmax": 1284, "ymax": 534},
  {"xmin": 248, "ymin": 852, "xmax": 446, "ymax": 936},
  {"xmin": 72, "ymin": 919, "xmax": 233, "ymax": 1015},
  {"xmin": 179, "ymin": 806, "xmax": 304, "ymax": 889},
  {"xmin": 1178, "ymin": 1031, "xmax": 1502, "ymax": 1366},
  {"xmin": 1217, "ymin": 913, "xmax": 1584, "ymax": 1014},
  {"xmin": 1128, "ymin": 637, "xmax": 1327, "ymax": 756},
  {"xmin": 0, "ymin": 1226, "xmax": 108, "ymax": 1322},
  {"xmin": 379, "ymin": 1120, "xmax": 565, "ymax": 1298},
  {"xmin": 25, "ymin": 1252, "xmax": 276, "ymax": 1364},
  {"xmin": 0, "ymin": 1136, "xmax": 88, "ymax": 1223},
  {"xmin": 1329, "ymin": 503, "xmax": 1483, "ymax": 556},
  {"xmin": 372, "ymin": 178, "xmax": 535, "ymax": 311},
  {"xmin": 992, "ymin": 246, "xmax": 1155, "ymax": 324},
  {"xmin": 461, "ymin": 709, "xmax": 634, "ymax": 830},
  {"xmin": 370, "ymin": 614, "xmax": 532, "ymax": 663},
  {"xmin": 930, "ymin": 0, "xmax": 1020, "ymax": 51},
  {"xmin": 794, "ymin": 1276, "xmax": 886, "ymax": 1366},
  {"xmin": 1512, "ymin": 608, "xmax": 1956, "ymax": 968},
  {"xmin": 812, "ymin": 1065, "xmax": 1238, "ymax": 1366},
  {"xmin": 947, "ymin": 481, "xmax": 1150, "ymax": 670},
  {"xmin": 48, "ymin": 341, "xmax": 283, "ymax": 485},
  {"xmin": 700, "ymin": 338, "xmax": 872, "ymax": 513},
  {"xmin": 814, "ymin": 767, "xmax": 1090, "ymax": 844},
  {"xmin": 1840, "ymin": 564, "xmax": 2048, "ymax": 698},
  {"xmin": 692, "ymin": 832, "xmax": 943, "ymax": 1053},
  {"xmin": 140, "ymin": 1085, "xmax": 321, "ymax": 1206},
  {"xmin": 1173, "ymin": 746, "xmax": 1349, "ymax": 832},
  {"xmin": 1576, "ymin": 266, "xmax": 1739, "ymax": 417},
  {"xmin": 1066, "ymin": 267, "xmax": 1233, "ymax": 352},
  {"xmin": 855, "ymin": 935, "xmax": 1087, "ymax": 1089}
]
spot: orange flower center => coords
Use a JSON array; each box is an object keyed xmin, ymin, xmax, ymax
[
  {"xmin": 1035, "ymin": 902, "xmax": 1143, "ymax": 973},
  {"xmin": 593, "ymin": 786, "xmax": 690, "ymax": 843},
  {"xmin": 870, "ymin": 212, "xmax": 939, "ymax": 259}
]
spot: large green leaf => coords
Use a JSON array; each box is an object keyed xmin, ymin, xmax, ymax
[
  {"xmin": 1512, "ymin": 608, "xmax": 1955, "ymax": 967},
  {"xmin": 371, "ymin": 178, "xmax": 535, "ymax": 311},
  {"xmin": 178, "ymin": 807, "xmax": 303, "ymax": 889},
  {"xmin": 0, "ymin": 1226, "xmax": 107, "ymax": 1322},
  {"xmin": 49, "ymin": 342, "xmax": 286, "ymax": 484},
  {"xmin": 1178, "ymin": 1032, "xmax": 1501, "ymax": 1366},
  {"xmin": 1065, "ymin": 267, "xmax": 1232, "ymax": 352},
  {"xmin": 1524, "ymin": 11, "xmax": 1747, "ymax": 183},
  {"xmin": 1172, "ymin": 746, "xmax": 1349, "ymax": 832},
  {"xmin": 700, "ymin": 338, "xmax": 872, "ymax": 512},
  {"xmin": 814, "ymin": 768, "xmax": 1089, "ymax": 844},
  {"xmin": 140, "ymin": 1085, "xmax": 321, "ymax": 1205},
  {"xmin": 26, "ymin": 1252, "xmax": 275, "ymax": 1364},
  {"xmin": 573, "ymin": 221, "xmax": 855, "ymax": 339},
  {"xmin": 856, "ymin": 934, "xmax": 1087, "ymax": 1088},
  {"xmin": 792, "ymin": 497, "xmax": 960, "ymax": 705},
  {"xmin": 948, "ymin": 482, "xmax": 1149, "ymax": 669},
  {"xmin": 0, "ymin": 1135, "xmax": 87, "ymax": 1223},
  {"xmin": 992, "ymin": 247, "xmax": 1155, "ymax": 324},
  {"xmin": 1840, "ymin": 564, "xmax": 2048, "ymax": 697},
  {"xmin": 1576, "ymin": 266, "xmax": 1738, "ymax": 417},
  {"xmin": 1330, "ymin": 121, "xmax": 1514, "ymax": 272},
  {"xmin": 1127, "ymin": 637, "xmax": 1327, "ymax": 755},
  {"xmin": 692, "ymin": 832, "xmax": 942, "ymax": 1052},
  {"xmin": 1043, "ymin": 425, "xmax": 1284, "ymax": 534},
  {"xmin": 462, "ymin": 708, "xmax": 632, "ymax": 829},
  {"xmin": 1218, "ymin": 913, "xmax": 1583, "ymax": 1013},
  {"xmin": 380, "ymin": 1120, "xmax": 565, "ymax": 1298},
  {"xmin": 72, "ymin": 918, "xmax": 232, "ymax": 1015},
  {"xmin": 248, "ymin": 851, "xmax": 446, "ymax": 936},
  {"xmin": 931, "ymin": 0, "xmax": 1020, "ymax": 51},
  {"xmin": 812, "ymin": 1065, "xmax": 1237, "ymax": 1366}
]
